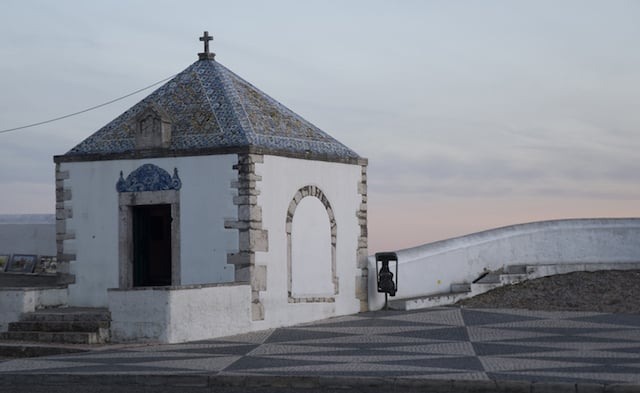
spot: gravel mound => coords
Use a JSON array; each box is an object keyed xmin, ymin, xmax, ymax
[{"xmin": 456, "ymin": 270, "xmax": 640, "ymax": 314}]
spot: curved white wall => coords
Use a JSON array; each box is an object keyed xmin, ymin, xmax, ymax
[{"xmin": 368, "ymin": 218, "xmax": 640, "ymax": 310}]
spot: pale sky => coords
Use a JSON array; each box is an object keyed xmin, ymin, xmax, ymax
[{"xmin": 1, "ymin": 1, "xmax": 639, "ymax": 253}]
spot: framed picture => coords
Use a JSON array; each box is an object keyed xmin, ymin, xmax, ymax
[
  {"xmin": 6, "ymin": 254, "xmax": 38, "ymax": 273},
  {"xmin": 0, "ymin": 255, "xmax": 9, "ymax": 272},
  {"xmin": 35, "ymin": 256, "xmax": 57, "ymax": 274}
]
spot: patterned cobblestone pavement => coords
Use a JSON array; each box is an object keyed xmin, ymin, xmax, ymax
[{"xmin": 1, "ymin": 307, "xmax": 639, "ymax": 385}]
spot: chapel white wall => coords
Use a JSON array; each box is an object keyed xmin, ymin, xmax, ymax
[
  {"xmin": 254, "ymin": 155, "xmax": 362, "ymax": 329},
  {"xmin": 0, "ymin": 288, "xmax": 67, "ymax": 332},
  {"xmin": 108, "ymin": 283, "xmax": 251, "ymax": 343},
  {"xmin": 59, "ymin": 155, "xmax": 238, "ymax": 307},
  {"xmin": 368, "ymin": 218, "xmax": 640, "ymax": 310}
]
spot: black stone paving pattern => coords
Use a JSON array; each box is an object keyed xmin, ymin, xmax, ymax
[{"xmin": 1, "ymin": 307, "xmax": 640, "ymax": 392}]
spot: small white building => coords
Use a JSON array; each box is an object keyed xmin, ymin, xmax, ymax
[{"xmin": 53, "ymin": 36, "xmax": 368, "ymax": 343}]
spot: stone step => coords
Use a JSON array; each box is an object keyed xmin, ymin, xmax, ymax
[
  {"xmin": 0, "ymin": 331, "xmax": 104, "ymax": 345},
  {"xmin": 389, "ymin": 291, "xmax": 471, "ymax": 311},
  {"xmin": 0, "ymin": 342, "xmax": 89, "ymax": 358},
  {"xmin": 450, "ymin": 283, "xmax": 471, "ymax": 293},
  {"xmin": 474, "ymin": 273, "xmax": 501, "ymax": 284},
  {"xmin": 3, "ymin": 307, "xmax": 111, "ymax": 345},
  {"xmin": 499, "ymin": 273, "xmax": 529, "ymax": 285},
  {"xmin": 505, "ymin": 265, "xmax": 527, "ymax": 274},
  {"xmin": 469, "ymin": 282, "xmax": 501, "ymax": 296},
  {"xmin": 22, "ymin": 307, "xmax": 110, "ymax": 323},
  {"xmin": 8, "ymin": 320, "xmax": 109, "ymax": 333}
]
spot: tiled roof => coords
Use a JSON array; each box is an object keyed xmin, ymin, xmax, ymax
[{"xmin": 58, "ymin": 58, "xmax": 362, "ymax": 163}]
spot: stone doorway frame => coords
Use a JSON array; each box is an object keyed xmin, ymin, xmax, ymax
[
  {"xmin": 118, "ymin": 191, "xmax": 180, "ymax": 288},
  {"xmin": 116, "ymin": 164, "xmax": 182, "ymax": 289}
]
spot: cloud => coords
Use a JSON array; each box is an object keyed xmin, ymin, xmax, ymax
[{"xmin": 368, "ymin": 119, "xmax": 640, "ymax": 200}]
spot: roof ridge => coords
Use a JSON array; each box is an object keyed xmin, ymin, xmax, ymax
[
  {"xmin": 191, "ymin": 62, "xmax": 225, "ymax": 140},
  {"xmin": 207, "ymin": 61, "xmax": 254, "ymax": 145},
  {"xmin": 190, "ymin": 59, "xmax": 251, "ymax": 146}
]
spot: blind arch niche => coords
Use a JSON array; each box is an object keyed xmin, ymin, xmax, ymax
[{"xmin": 286, "ymin": 186, "xmax": 337, "ymax": 303}]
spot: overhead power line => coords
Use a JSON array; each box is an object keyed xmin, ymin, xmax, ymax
[{"xmin": 0, "ymin": 74, "xmax": 176, "ymax": 135}]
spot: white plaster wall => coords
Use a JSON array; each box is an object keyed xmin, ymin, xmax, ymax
[
  {"xmin": 108, "ymin": 283, "xmax": 251, "ymax": 343},
  {"xmin": 166, "ymin": 284, "xmax": 251, "ymax": 342},
  {"xmin": 176, "ymin": 156, "xmax": 237, "ymax": 285},
  {"xmin": 61, "ymin": 155, "xmax": 238, "ymax": 307},
  {"xmin": 291, "ymin": 196, "xmax": 333, "ymax": 297},
  {"xmin": 0, "ymin": 288, "xmax": 67, "ymax": 331},
  {"xmin": 108, "ymin": 287, "xmax": 168, "ymax": 341},
  {"xmin": 368, "ymin": 218, "xmax": 640, "ymax": 310},
  {"xmin": 255, "ymin": 156, "xmax": 362, "ymax": 329}
]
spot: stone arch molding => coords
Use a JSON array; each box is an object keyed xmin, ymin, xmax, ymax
[{"xmin": 286, "ymin": 185, "xmax": 338, "ymax": 303}]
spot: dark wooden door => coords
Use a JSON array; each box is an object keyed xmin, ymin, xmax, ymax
[{"xmin": 133, "ymin": 204, "xmax": 172, "ymax": 287}]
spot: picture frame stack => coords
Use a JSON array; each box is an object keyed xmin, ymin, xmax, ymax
[
  {"xmin": 0, "ymin": 255, "xmax": 9, "ymax": 272},
  {"xmin": 4, "ymin": 254, "xmax": 38, "ymax": 273},
  {"xmin": 1, "ymin": 254, "xmax": 58, "ymax": 274}
]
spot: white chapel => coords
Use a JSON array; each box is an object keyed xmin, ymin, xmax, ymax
[{"xmin": 52, "ymin": 33, "xmax": 368, "ymax": 343}]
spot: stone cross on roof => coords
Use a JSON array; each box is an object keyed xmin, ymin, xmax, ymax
[{"xmin": 198, "ymin": 31, "xmax": 215, "ymax": 60}]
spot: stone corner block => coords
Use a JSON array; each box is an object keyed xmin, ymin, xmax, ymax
[
  {"xmin": 251, "ymin": 302, "xmax": 264, "ymax": 321},
  {"xmin": 234, "ymin": 265, "xmax": 251, "ymax": 283},
  {"xmin": 55, "ymin": 170, "xmax": 70, "ymax": 180},
  {"xmin": 239, "ymin": 229, "xmax": 268, "ymax": 253},
  {"xmin": 355, "ymin": 275, "xmax": 368, "ymax": 301},
  {"xmin": 357, "ymin": 250, "xmax": 369, "ymax": 269},
  {"xmin": 227, "ymin": 252, "xmax": 255, "ymax": 266},
  {"xmin": 252, "ymin": 265, "xmax": 267, "ymax": 292},
  {"xmin": 237, "ymin": 204, "xmax": 262, "ymax": 221},
  {"xmin": 357, "ymin": 182, "xmax": 367, "ymax": 195}
]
